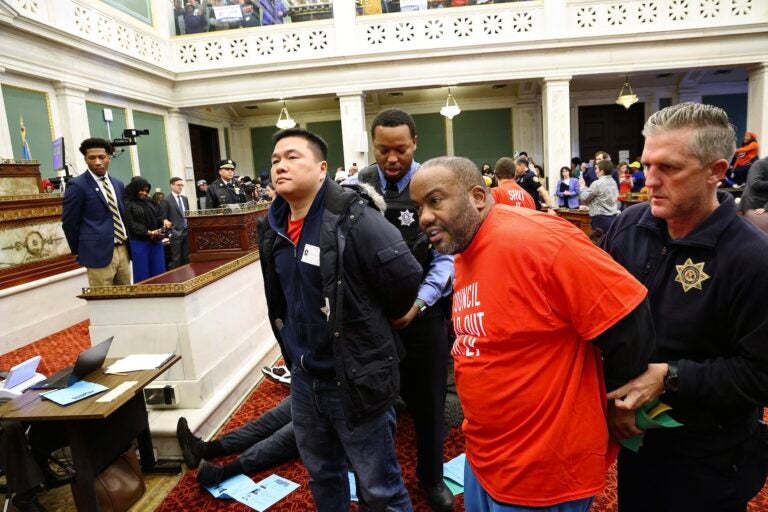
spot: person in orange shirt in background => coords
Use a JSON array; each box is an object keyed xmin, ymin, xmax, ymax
[
  {"xmin": 410, "ymin": 156, "xmax": 656, "ymax": 512},
  {"xmin": 491, "ymin": 157, "xmax": 535, "ymax": 209},
  {"xmin": 732, "ymin": 131, "xmax": 759, "ymax": 186}
]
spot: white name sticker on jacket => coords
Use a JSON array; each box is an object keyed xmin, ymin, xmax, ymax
[{"xmin": 301, "ymin": 244, "xmax": 320, "ymax": 266}]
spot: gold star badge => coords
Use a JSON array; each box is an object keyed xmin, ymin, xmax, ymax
[{"xmin": 674, "ymin": 258, "xmax": 710, "ymax": 292}]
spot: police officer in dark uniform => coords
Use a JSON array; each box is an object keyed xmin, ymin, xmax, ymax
[
  {"xmin": 513, "ymin": 155, "xmax": 555, "ymax": 212},
  {"xmin": 205, "ymin": 159, "xmax": 248, "ymax": 208},
  {"xmin": 358, "ymin": 109, "xmax": 455, "ymax": 512}
]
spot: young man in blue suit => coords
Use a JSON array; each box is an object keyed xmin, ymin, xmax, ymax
[{"xmin": 62, "ymin": 138, "xmax": 131, "ymax": 287}]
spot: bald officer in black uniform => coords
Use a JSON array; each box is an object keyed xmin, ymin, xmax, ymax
[{"xmin": 206, "ymin": 159, "xmax": 248, "ymax": 208}]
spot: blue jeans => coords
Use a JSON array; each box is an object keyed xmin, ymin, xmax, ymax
[
  {"xmin": 290, "ymin": 366, "xmax": 412, "ymax": 512},
  {"xmin": 464, "ymin": 461, "xmax": 594, "ymax": 512},
  {"xmin": 129, "ymin": 239, "xmax": 165, "ymax": 283}
]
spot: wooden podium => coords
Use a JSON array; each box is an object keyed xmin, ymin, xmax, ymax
[
  {"xmin": 187, "ymin": 203, "xmax": 270, "ymax": 262},
  {"xmin": 0, "ymin": 160, "xmax": 79, "ymax": 289}
]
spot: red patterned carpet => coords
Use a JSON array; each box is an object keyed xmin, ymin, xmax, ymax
[{"xmin": 4, "ymin": 321, "xmax": 768, "ymax": 511}]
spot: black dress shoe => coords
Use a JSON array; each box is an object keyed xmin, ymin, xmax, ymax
[
  {"xmin": 176, "ymin": 417, "xmax": 202, "ymax": 469},
  {"xmin": 12, "ymin": 490, "xmax": 48, "ymax": 512},
  {"xmin": 424, "ymin": 481, "xmax": 455, "ymax": 512},
  {"xmin": 42, "ymin": 467, "xmax": 73, "ymax": 489},
  {"xmin": 196, "ymin": 461, "xmax": 224, "ymax": 486}
]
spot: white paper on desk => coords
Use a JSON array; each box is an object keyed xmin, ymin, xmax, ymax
[{"xmin": 105, "ymin": 354, "xmax": 173, "ymax": 374}]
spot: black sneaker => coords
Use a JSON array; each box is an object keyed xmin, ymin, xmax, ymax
[
  {"xmin": 176, "ymin": 417, "xmax": 203, "ymax": 469},
  {"xmin": 261, "ymin": 365, "xmax": 291, "ymax": 387},
  {"xmin": 196, "ymin": 461, "xmax": 225, "ymax": 486}
]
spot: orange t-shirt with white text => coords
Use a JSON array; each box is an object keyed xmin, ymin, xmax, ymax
[
  {"xmin": 491, "ymin": 180, "xmax": 536, "ymax": 209},
  {"xmin": 452, "ymin": 206, "xmax": 646, "ymax": 506}
]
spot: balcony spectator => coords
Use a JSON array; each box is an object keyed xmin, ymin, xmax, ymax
[
  {"xmin": 259, "ymin": 0, "xmax": 286, "ymax": 25},
  {"xmin": 240, "ymin": 0, "xmax": 261, "ymax": 27},
  {"xmin": 183, "ymin": 3, "xmax": 208, "ymax": 34}
]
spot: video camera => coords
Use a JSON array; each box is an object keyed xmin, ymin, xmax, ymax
[{"xmin": 113, "ymin": 128, "xmax": 150, "ymax": 147}]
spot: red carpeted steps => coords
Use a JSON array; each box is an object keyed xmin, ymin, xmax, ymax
[{"xmin": 4, "ymin": 322, "xmax": 768, "ymax": 511}]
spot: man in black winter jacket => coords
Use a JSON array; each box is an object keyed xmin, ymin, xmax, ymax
[
  {"xmin": 258, "ymin": 128, "xmax": 422, "ymax": 512},
  {"xmin": 603, "ymin": 102, "xmax": 768, "ymax": 512}
]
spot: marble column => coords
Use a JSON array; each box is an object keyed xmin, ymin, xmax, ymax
[
  {"xmin": 166, "ymin": 108, "xmax": 196, "ymax": 206},
  {"xmin": 230, "ymin": 122, "xmax": 256, "ymax": 179},
  {"xmin": 0, "ymin": 68, "xmax": 13, "ymax": 158},
  {"xmin": 338, "ymin": 92, "xmax": 368, "ymax": 169},
  {"xmin": 541, "ymin": 76, "xmax": 572, "ymax": 200},
  {"xmin": 53, "ymin": 82, "xmax": 90, "ymax": 173},
  {"xmin": 747, "ymin": 63, "xmax": 768, "ymax": 150},
  {"xmin": 513, "ymin": 99, "xmax": 541, "ymax": 162}
]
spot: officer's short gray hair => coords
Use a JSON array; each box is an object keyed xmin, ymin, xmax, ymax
[{"xmin": 643, "ymin": 102, "xmax": 736, "ymax": 165}]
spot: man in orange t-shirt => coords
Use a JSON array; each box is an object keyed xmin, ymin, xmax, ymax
[
  {"xmin": 410, "ymin": 156, "xmax": 655, "ymax": 511},
  {"xmin": 491, "ymin": 157, "xmax": 535, "ymax": 209}
]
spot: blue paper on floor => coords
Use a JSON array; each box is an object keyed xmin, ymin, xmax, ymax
[
  {"xmin": 443, "ymin": 453, "xmax": 466, "ymax": 496},
  {"xmin": 205, "ymin": 473, "xmax": 299, "ymax": 510}
]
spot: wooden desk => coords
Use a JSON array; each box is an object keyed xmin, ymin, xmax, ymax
[
  {"xmin": 555, "ymin": 208, "xmax": 592, "ymax": 235},
  {"xmin": 0, "ymin": 356, "xmax": 181, "ymax": 512}
]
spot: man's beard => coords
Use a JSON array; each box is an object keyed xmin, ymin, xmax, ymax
[{"xmin": 433, "ymin": 199, "xmax": 482, "ymax": 255}]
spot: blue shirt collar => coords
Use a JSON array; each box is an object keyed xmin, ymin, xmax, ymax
[{"xmin": 376, "ymin": 161, "xmax": 420, "ymax": 194}]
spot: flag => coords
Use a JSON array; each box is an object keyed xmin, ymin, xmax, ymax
[{"xmin": 20, "ymin": 116, "xmax": 31, "ymax": 160}]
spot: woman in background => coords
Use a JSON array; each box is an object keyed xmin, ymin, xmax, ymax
[
  {"xmin": 124, "ymin": 178, "xmax": 166, "ymax": 283},
  {"xmin": 555, "ymin": 166, "xmax": 579, "ymax": 209}
]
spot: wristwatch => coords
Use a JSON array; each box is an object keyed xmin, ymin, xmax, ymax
[
  {"xmin": 664, "ymin": 362, "xmax": 679, "ymax": 392},
  {"xmin": 414, "ymin": 298, "xmax": 428, "ymax": 317}
]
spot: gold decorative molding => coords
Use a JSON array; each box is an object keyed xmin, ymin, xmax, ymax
[
  {"xmin": 187, "ymin": 202, "xmax": 270, "ymax": 217},
  {"xmin": 79, "ymin": 250, "xmax": 261, "ymax": 299},
  {"xmin": 0, "ymin": 205, "xmax": 62, "ymax": 222},
  {"xmin": 0, "ymin": 159, "xmax": 40, "ymax": 165},
  {"xmin": 0, "ymin": 193, "xmax": 63, "ymax": 202}
]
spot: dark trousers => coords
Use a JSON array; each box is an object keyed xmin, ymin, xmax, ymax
[
  {"xmin": 617, "ymin": 428, "xmax": 768, "ymax": 512},
  {"xmin": 290, "ymin": 367, "xmax": 412, "ymax": 512},
  {"xmin": 398, "ymin": 310, "xmax": 449, "ymax": 487},
  {"xmin": 0, "ymin": 422, "xmax": 43, "ymax": 494},
  {"xmin": 219, "ymin": 396, "xmax": 298, "ymax": 473},
  {"xmin": 590, "ymin": 214, "xmax": 618, "ymax": 234},
  {"xmin": 733, "ymin": 163, "xmax": 754, "ymax": 185},
  {"xmin": 168, "ymin": 230, "xmax": 190, "ymax": 269}
]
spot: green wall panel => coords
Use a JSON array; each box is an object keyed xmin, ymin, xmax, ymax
[
  {"xmin": 133, "ymin": 111, "xmax": 171, "ymax": 192},
  {"xmin": 453, "ymin": 108, "xmax": 513, "ymax": 168},
  {"xmin": 86, "ymin": 101, "xmax": 133, "ymax": 183},
  {"xmin": 101, "ymin": 0, "xmax": 152, "ymax": 24},
  {"xmin": 702, "ymin": 93, "xmax": 748, "ymax": 138},
  {"xmin": 2, "ymin": 85, "xmax": 55, "ymax": 178},
  {"xmin": 412, "ymin": 113, "xmax": 447, "ymax": 164},
  {"xmin": 251, "ymin": 126, "xmax": 280, "ymax": 181},
  {"xmin": 306, "ymin": 121, "xmax": 344, "ymax": 177}
]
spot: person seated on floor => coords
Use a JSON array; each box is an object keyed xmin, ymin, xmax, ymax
[
  {"xmin": 732, "ymin": 131, "xmax": 759, "ymax": 186},
  {"xmin": 0, "ymin": 421, "xmax": 71, "ymax": 512},
  {"xmin": 176, "ymin": 396, "xmax": 298, "ymax": 486}
]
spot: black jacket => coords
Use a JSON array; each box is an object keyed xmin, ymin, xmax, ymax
[
  {"xmin": 206, "ymin": 179, "xmax": 248, "ymax": 208},
  {"xmin": 258, "ymin": 179, "xmax": 422, "ymax": 425},
  {"xmin": 602, "ymin": 193, "xmax": 768, "ymax": 453},
  {"xmin": 124, "ymin": 198, "xmax": 163, "ymax": 241}
]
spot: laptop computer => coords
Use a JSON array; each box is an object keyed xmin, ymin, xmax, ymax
[{"xmin": 30, "ymin": 337, "xmax": 113, "ymax": 390}]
